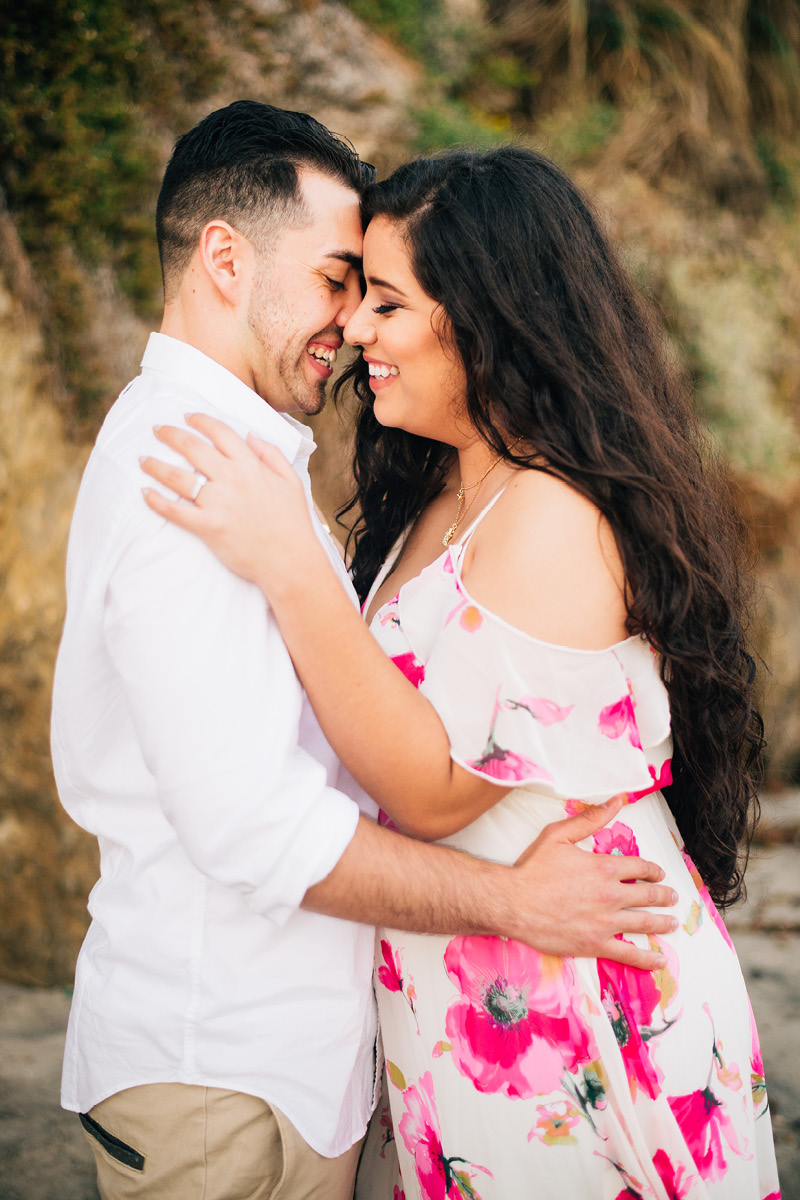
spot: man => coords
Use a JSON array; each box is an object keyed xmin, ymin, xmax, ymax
[{"xmin": 51, "ymin": 101, "xmax": 675, "ymax": 1199}]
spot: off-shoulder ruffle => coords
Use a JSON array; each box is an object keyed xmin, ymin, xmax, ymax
[{"xmin": 393, "ymin": 548, "xmax": 671, "ymax": 800}]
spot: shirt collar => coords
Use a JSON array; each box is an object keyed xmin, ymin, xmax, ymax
[{"xmin": 141, "ymin": 332, "xmax": 315, "ymax": 466}]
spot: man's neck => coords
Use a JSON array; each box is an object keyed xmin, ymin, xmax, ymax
[{"xmin": 160, "ymin": 308, "xmax": 257, "ymax": 395}]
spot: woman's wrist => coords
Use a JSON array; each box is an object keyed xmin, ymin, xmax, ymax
[{"xmin": 254, "ymin": 533, "xmax": 333, "ymax": 609}]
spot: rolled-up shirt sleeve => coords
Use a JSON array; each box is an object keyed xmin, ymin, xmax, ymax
[{"xmin": 103, "ymin": 506, "xmax": 359, "ymax": 923}]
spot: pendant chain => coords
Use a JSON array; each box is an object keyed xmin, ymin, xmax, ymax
[{"xmin": 441, "ymin": 451, "xmax": 504, "ymax": 548}]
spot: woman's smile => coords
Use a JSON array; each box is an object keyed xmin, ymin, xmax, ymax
[{"xmin": 364, "ymin": 355, "xmax": 400, "ymax": 389}]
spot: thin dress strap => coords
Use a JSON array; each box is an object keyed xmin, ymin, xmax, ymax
[
  {"xmin": 451, "ymin": 486, "xmax": 506, "ymax": 555},
  {"xmin": 362, "ymin": 486, "xmax": 506, "ymax": 614}
]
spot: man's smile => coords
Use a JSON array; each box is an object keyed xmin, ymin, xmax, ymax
[{"xmin": 306, "ymin": 339, "xmax": 340, "ymax": 377}]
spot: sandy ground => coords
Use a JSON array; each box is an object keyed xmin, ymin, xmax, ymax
[{"xmin": 0, "ymin": 794, "xmax": 798, "ymax": 1199}]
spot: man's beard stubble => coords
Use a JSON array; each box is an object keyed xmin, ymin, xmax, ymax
[{"xmin": 247, "ymin": 267, "xmax": 328, "ymax": 416}]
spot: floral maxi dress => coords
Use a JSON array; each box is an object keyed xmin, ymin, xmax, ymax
[{"xmin": 356, "ymin": 506, "xmax": 781, "ymax": 1200}]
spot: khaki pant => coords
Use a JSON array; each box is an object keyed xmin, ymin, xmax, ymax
[{"xmin": 80, "ymin": 1083, "xmax": 363, "ymax": 1200}]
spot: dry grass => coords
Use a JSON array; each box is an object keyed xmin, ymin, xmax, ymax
[{"xmin": 483, "ymin": 1, "xmax": 799, "ymax": 206}]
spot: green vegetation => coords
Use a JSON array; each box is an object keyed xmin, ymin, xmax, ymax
[
  {"xmin": 535, "ymin": 101, "xmax": 620, "ymax": 166},
  {"xmin": 0, "ymin": 0, "xmax": 249, "ymax": 423},
  {"xmin": 411, "ymin": 101, "xmax": 506, "ymax": 153},
  {"xmin": 2, "ymin": 0, "xmax": 800, "ymax": 440},
  {"xmin": 343, "ymin": 0, "xmax": 442, "ymax": 65},
  {"xmin": 345, "ymin": 0, "xmax": 800, "ymax": 199}
]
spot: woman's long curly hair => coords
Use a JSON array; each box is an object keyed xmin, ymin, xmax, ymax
[{"xmin": 335, "ymin": 146, "xmax": 763, "ymax": 908}]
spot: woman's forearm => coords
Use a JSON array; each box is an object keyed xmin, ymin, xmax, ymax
[{"xmin": 258, "ymin": 541, "xmax": 500, "ymax": 838}]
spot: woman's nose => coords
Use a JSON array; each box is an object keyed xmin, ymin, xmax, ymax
[{"xmin": 343, "ymin": 296, "xmax": 376, "ymax": 348}]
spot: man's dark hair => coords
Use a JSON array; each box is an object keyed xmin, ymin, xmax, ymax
[{"xmin": 156, "ymin": 100, "xmax": 375, "ymax": 299}]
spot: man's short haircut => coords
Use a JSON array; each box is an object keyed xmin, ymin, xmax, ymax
[{"xmin": 156, "ymin": 100, "xmax": 375, "ymax": 299}]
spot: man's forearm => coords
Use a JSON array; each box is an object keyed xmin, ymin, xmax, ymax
[
  {"xmin": 303, "ymin": 816, "xmax": 516, "ymax": 938},
  {"xmin": 303, "ymin": 807, "xmax": 680, "ymax": 971}
]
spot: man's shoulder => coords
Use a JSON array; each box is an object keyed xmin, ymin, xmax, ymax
[
  {"xmin": 68, "ymin": 372, "xmax": 213, "ymax": 552},
  {"xmin": 97, "ymin": 372, "xmax": 205, "ymax": 458}
]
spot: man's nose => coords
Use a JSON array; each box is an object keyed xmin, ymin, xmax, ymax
[
  {"xmin": 335, "ymin": 275, "xmax": 365, "ymax": 329},
  {"xmin": 343, "ymin": 295, "xmax": 375, "ymax": 347}
]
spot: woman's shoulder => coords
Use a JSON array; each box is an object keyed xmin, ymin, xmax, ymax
[{"xmin": 462, "ymin": 467, "xmax": 628, "ymax": 650}]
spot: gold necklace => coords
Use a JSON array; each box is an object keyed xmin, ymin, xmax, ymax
[{"xmin": 442, "ymin": 452, "xmax": 506, "ymax": 547}]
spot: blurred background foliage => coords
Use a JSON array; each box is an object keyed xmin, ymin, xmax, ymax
[
  {"xmin": 2, "ymin": 0, "xmax": 799, "ymax": 432},
  {"xmin": 1, "ymin": 0, "xmax": 800, "ymax": 983}
]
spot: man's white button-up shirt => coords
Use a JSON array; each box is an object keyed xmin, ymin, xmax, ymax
[{"xmin": 51, "ymin": 333, "xmax": 378, "ymax": 1157}]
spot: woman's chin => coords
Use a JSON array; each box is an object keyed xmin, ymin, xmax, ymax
[{"xmin": 371, "ymin": 394, "xmax": 405, "ymax": 430}]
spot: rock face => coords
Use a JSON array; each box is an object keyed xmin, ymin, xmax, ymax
[
  {"xmin": 1, "ymin": 1, "xmax": 799, "ymax": 985},
  {"xmin": 0, "ymin": 222, "xmax": 97, "ymax": 985}
]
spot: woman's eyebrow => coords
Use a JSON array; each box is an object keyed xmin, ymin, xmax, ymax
[{"xmin": 366, "ymin": 275, "xmax": 408, "ymax": 297}]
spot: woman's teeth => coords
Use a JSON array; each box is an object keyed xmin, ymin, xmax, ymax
[
  {"xmin": 368, "ymin": 363, "xmax": 399, "ymax": 378},
  {"xmin": 307, "ymin": 345, "xmax": 337, "ymax": 363}
]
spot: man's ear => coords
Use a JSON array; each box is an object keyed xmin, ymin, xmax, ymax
[{"xmin": 197, "ymin": 220, "xmax": 252, "ymax": 304}]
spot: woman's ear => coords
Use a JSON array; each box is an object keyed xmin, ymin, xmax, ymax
[{"xmin": 197, "ymin": 219, "xmax": 253, "ymax": 306}]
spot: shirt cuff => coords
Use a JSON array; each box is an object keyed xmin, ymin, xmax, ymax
[{"xmin": 253, "ymin": 790, "xmax": 361, "ymax": 926}]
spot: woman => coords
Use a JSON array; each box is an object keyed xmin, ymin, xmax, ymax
[{"xmin": 141, "ymin": 148, "xmax": 779, "ymax": 1198}]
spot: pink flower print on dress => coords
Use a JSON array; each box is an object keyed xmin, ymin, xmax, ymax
[
  {"xmin": 597, "ymin": 948, "xmax": 674, "ymax": 1100},
  {"xmin": 747, "ymin": 998, "xmax": 768, "ymax": 1111},
  {"xmin": 505, "ymin": 695, "xmax": 574, "ymax": 726},
  {"xmin": 443, "ymin": 935, "xmax": 598, "ymax": 1099},
  {"xmin": 704, "ymin": 999, "xmax": 742, "ymax": 1094},
  {"xmin": 598, "ymin": 690, "xmax": 643, "ymax": 751},
  {"xmin": 667, "ymin": 1086, "xmax": 741, "ymax": 1183},
  {"xmin": 377, "ymin": 1104, "xmax": 395, "ymax": 1159},
  {"xmin": 652, "ymin": 1148, "xmax": 695, "ymax": 1199},
  {"xmin": 680, "ymin": 848, "xmax": 736, "ymax": 952},
  {"xmin": 378, "ymin": 939, "xmax": 421, "ymax": 1035},
  {"xmin": 470, "ymin": 688, "xmax": 555, "ymax": 782},
  {"xmin": 528, "ymin": 1099, "xmax": 582, "ymax": 1146},
  {"xmin": 470, "ymin": 745, "xmax": 555, "ymax": 783},
  {"xmin": 443, "ymin": 598, "xmax": 467, "ymax": 628},
  {"xmin": 379, "ymin": 940, "xmax": 405, "ymax": 994},
  {"xmin": 665, "ymin": 1004, "xmax": 747, "ymax": 1183},
  {"xmin": 580, "ymin": 761, "xmax": 673, "ymax": 817},
  {"xmin": 397, "ymin": 1071, "xmax": 491, "ymax": 1200},
  {"xmin": 391, "ymin": 651, "xmax": 425, "ymax": 689},
  {"xmin": 596, "ymin": 1158, "xmax": 648, "ymax": 1199},
  {"xmin": 378, "ymin": 597, "xmax": 401, "ymax": 629},
  {"xmin": 459, "ymin": 604, "xmax": 483, "ymax": 633},
  {"xmin": 563, "ymin": 797, "xmax": 597, "ymax": 817},
  {"xmin": 623, "ymin": 757, "xmax": 674, "ymax": 805},
  {"xmin": 592, "ymin": 821, "xmax": 640, "ymax": 858}
]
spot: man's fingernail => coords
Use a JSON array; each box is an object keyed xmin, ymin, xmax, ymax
[
  {"xmin": 670, "ymin": 917, "xmax": 679, "ymax": 930},
  {"xmin": 153, "ymin": 424, "xmax": 162, "ymax": 433},
  {"xmin": 653, "ymin": 955, "xmax": 666, "ymax": 969}
]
